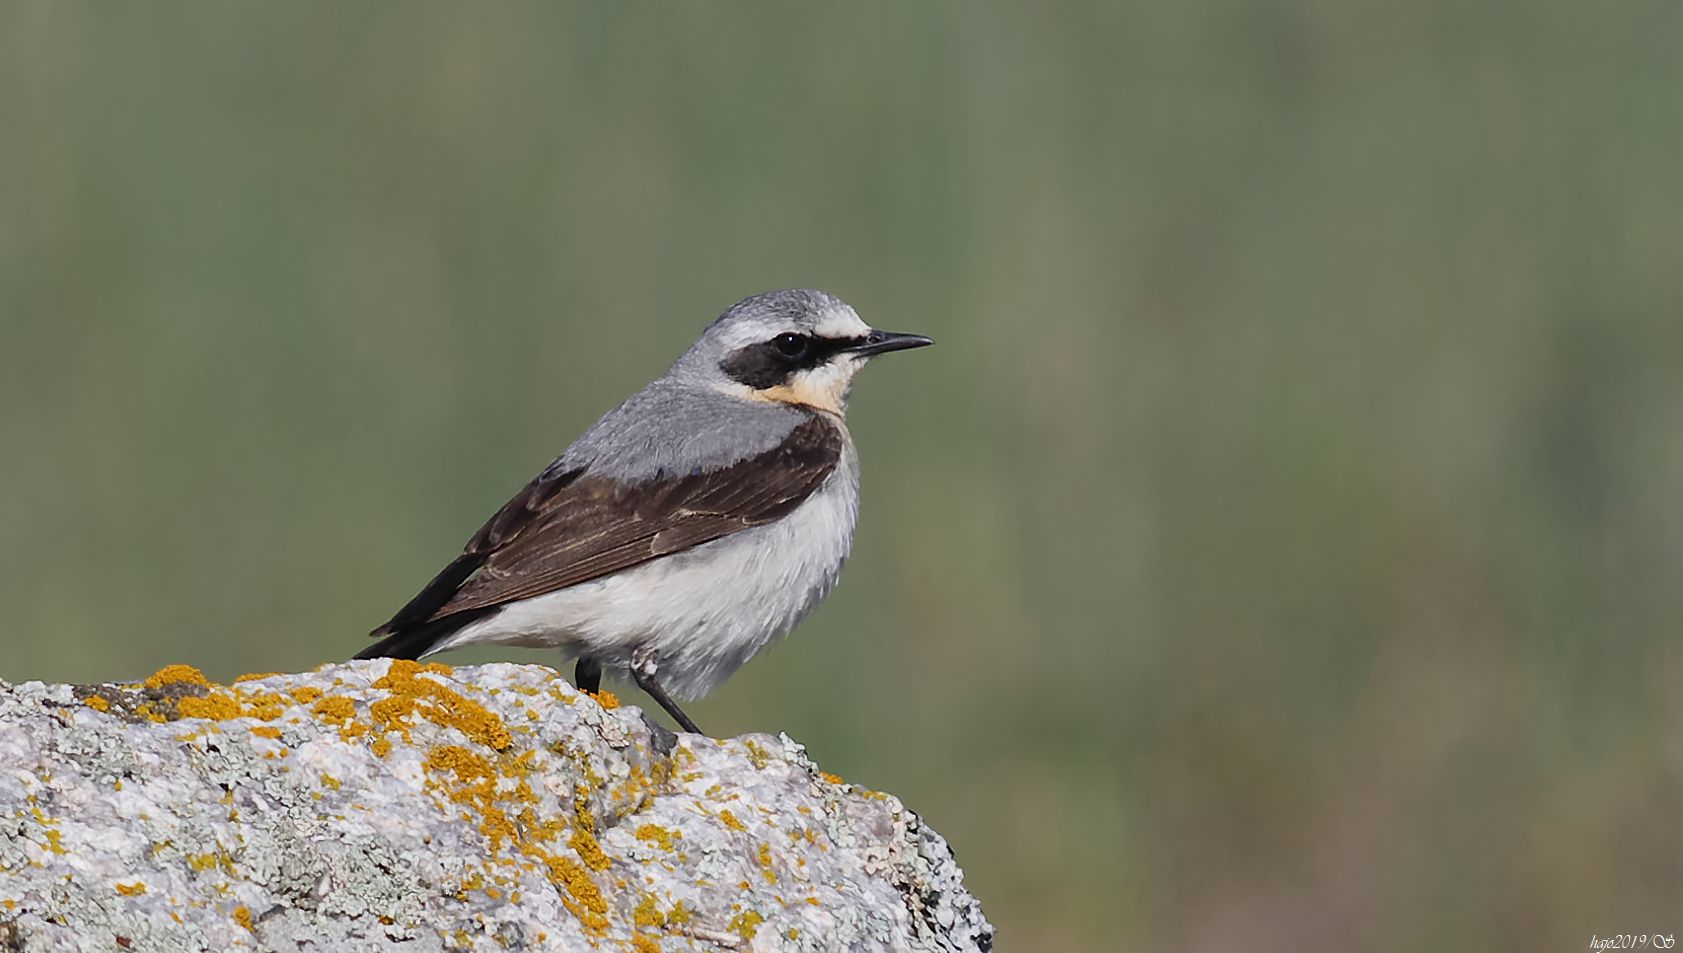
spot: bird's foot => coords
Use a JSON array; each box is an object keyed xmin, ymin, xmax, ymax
[{"xmin": 630, "ymin": 646, "xmax": 704, "ymax": 735}]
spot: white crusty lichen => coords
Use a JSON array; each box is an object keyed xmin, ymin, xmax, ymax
[{"xmin": 0, "ymin": 661, "xmax": 992, "ymax": 952}]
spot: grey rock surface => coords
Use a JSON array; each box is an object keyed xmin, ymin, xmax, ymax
[{"xmin": 0, "ymin": 661, "xmax": 992, "ymax": 952}]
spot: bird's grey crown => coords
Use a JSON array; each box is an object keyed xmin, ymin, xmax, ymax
[
  {"xmin": 667, "ymin": 289, "xmax": 857, "ymax": 381},
  {"xmin": 539, "ymin": 290, "xmax": 854, "ymax": 486},
  {"xmin": 702, "ymin": 288, "xmax": 850, "ymax": 332}
]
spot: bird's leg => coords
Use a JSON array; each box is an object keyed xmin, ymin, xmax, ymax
[
  {"xmin": 574, "ymin": 656, "xmax": 602, "ymax": 695},
  {"xmin": 630, "ymin": 645, "xmax": 703, "ymax": 735}
]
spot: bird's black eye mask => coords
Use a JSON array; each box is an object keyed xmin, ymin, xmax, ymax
[{"xmin": 719, "ymin": 334, "xmax": 865, "ymax": 389}]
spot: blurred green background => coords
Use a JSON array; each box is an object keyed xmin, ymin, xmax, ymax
[{"xmin": 4, "ymin": 3, "xmax": 1681, "ymax": 949}]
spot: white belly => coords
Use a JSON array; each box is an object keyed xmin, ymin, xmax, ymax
[{"xmin": 435, "ymin": 445, "xmax": 860, "ymax": 699}]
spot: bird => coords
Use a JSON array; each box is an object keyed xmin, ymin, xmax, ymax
[{"xmin": 356, "ymin": 289, "xmax": 932, "ymax": 734}]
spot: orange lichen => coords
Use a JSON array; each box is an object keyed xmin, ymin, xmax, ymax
[
  {"xmin": 718, "ymin": 810, "xmax": 747, "ymax": 832},
  {"xmin": 371, "ymin": 660, "xmax": 511, "ymax": 751},
  {"xmin": 311, "ymin": 696, "xmax": 356, "ymax": 724},
  {"xmin": 410, "ymin": 729, "xmax": 626, "ymax": 938},
  {"xmin": 634, "ymin": 824, "xmax": 679, "ymax": 851},
  {"xmin": 371, "ymin": 737, "xmax": 393, "ymax": 758},
  {"xmin": 83, "ymin": 696, "xmax": 111, "ymax": 712},
  {"xmin": 632, "ymin": 893, "xmax": 666, "ymax": 928},
  {"xmin": 591, "ymin": 691, "xmax": 620, "ymax": 710},
  {"xmin": 666, "ymin": 901, "xmax": 693, "ymax": 926},
  {"xmin": 250, "ymin": 726, "xmax": 283, "ymax": 740},
  {"xmin": 176, "ymin": 692, "xmax": 243, "ymax": 721},
  {"xmin": 727, "ymin": 910, "xmax": 765, "ymax": 941},
  {"xmin": 240, "ymin": 692, "xmax": 287, "ymax": 720},
  {"xmin": 742, "ymin": 740, "xmax": 771, "ymax": 769},
  {"xmin": 144, "ymin": 665, "xmax": 210, "ymax": 690},
  {"xmin": 115, "ymin": 882, "xmax": 146, "ymax": 896},
  {"xmin": 234, "ymin": 672, "xmax": 280, "ymax": 683},
  {"xmin": 543, "ymin": 854, "xmax": 609, "ymax": 933},
  {"xmin": 757, "ymin": 843, "xmax": 778, "ymax": 884},
  {"xmin": 570, "ymin": 804, "xmax": 610, "ymax": 872},
  {"xmin": 320, "ymin": 774, "xmax": 342, "ymax": 791},
  {"xmin": 232, "ymin": 905, "xmax": 255, "ymax": 932},
  {"xmin": 289, "ymin": 686, "xmax": 324, "ymax": 705},
  {"xmin": 631, "ymin": 936, "xmax": 661, "ymax": 953}
]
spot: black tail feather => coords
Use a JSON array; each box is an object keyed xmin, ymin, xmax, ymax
[
  {"xmin": 353, "ymin": 607, "xmax": 499, "ymax": 661},
  {"xmin": 369, "ymin": 553, "xmax": 488, "ymax": 639}
]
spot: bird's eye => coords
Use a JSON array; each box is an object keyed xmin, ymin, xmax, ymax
[{"xmin": 771, "ymin": 333, "xmax": 810, "ymax": 359}]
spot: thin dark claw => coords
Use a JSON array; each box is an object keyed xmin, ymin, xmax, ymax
[{"xmin": 631, "ymin": 663, "xmax": 703, "ymax": 735}]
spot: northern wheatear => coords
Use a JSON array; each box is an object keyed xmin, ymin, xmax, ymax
[{"xmin": 356, "ymin": 289, "xmax": 931, "ymax": 734}]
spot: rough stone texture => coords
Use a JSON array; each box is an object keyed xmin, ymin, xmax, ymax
[{"xmin": 0, "ymin": 661, "xmax": 992, "ymax": 953}]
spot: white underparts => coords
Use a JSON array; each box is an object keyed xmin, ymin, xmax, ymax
[{"xmin": 433, "ymin": 442, "xmax": 862, "ymax": 700}]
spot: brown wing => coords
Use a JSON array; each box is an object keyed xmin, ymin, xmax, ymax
[{"xmin": 371, "ymin": 414, "xmax": 843, "ymax": 636}]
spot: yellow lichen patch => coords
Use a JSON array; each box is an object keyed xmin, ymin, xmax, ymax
[
  {"xmin": 371, "ymin": 737, "xmax": 393, "ymax": 758},
  {"xmin": 592, "ymin": 690, "xmax": 620, "ymax": 710},
  {"xmin": 718, "ymin": 810, "xmax": 747, "ymax": 832},
  {"xmin": 144, "ymin": 664, "xmax": 210, "ymax": 690},
  {"xmin": 115, "ymin": 882, "xmax": 146, "ymax": 896},
  {"xmin": 787, "ymin": 928, "xmax": 801, "ymax": 940},
  {"xmin": 29, "ymin": 809, "xmax": 67, "ymax": 855},
  {"xmin": 232, "ymin": 905, "xmax": 255, "ymax": 932},
  {"xmin": 742, "ymin": 740, "xmax": 771, "ymax": 769},
  {"xmin": 727, "ymin": 910, "xmax": 765, "ymax": 941},
  {"xmin": 240, "ymin": 692, "xmax": 287, "ymax": 720},
  {"xmin": 632, "ymin": 893, "xmax": 666, "ymax": 929},
  {"xmin": 631, "ymin": 935, "xmax": 661, "ymax": 953},
  {"xmin": 666, "ymin": 901, "xmax": 693, "ymax": 926},
  {"xmin": 423, "ymin": 746, "xmax": 509, "ymax": 845},
  {"xmin": 290, "ymin": 686, "xmax": 324, "ymax": 705},
  {"xmin": 569, "ymin": 805, "xmax": 610, "ymax": 872},
  {"xmin": 372, "ymin": 660, "xmax": 512, "ymax": 751},
  {"xmin": 757, "ymin": 844, "xmax": 778, "ymax": 884},
  {"xmin": 819, "ymin": 771, "xmax": 844, "ymax": 785},
  {"xmin": 83, "ymin": 695, "xmax": 111, "ymax": 712},
  {"xmin": 250, "ymin": 726, "xmax": 283, "ymax": 740},
  {"xmin": 234, "ymin": 672, "xmax": 280, "ymax": 683},
  {"xmin": 176, "ymin": 692, "xmax": 243, "ymax": 721},
  {"xmin": 311, "ymin": 696, "xmax": 356, "ymax": 724},
  {"xmin": 417, "ymin": 738, "xmax": 616, "ymax": 935},
  {"xmin": 633, "ymin": 824, "xmax": 679, "ymax": 851},
  {"xmin": 320, "ymin": 774, "xmax": 342, "ymax": 791},
  {"xmin": 542, "ymin": 854, "xmax": 609, "ymax": 933}
]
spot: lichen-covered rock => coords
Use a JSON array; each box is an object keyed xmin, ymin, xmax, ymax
[{"xmin": 0, "ymin": 661, "xmax": 992, "ymax": 952}]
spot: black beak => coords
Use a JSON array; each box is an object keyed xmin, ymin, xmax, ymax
[{"xmin": 849, "ymin": 330, "xmax": 934, "ymax": 357}]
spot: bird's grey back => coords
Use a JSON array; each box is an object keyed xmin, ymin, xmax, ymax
[{"xmin": 548, "ymin": 377, "xmax": 811, "ymax": 484}]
